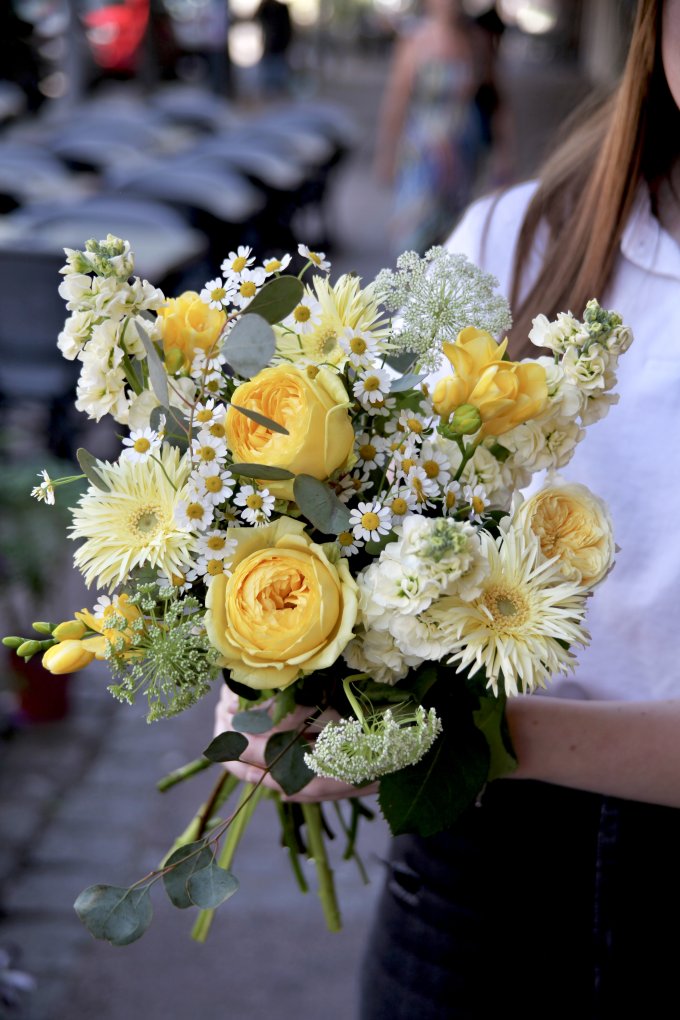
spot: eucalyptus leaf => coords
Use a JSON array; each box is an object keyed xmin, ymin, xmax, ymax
[
  {"xmin": 225, "ymin": 314, "xmax": 275, "ymax": 378},
  {"xmin": 231, "ymin": 404, "xmax": 289, "ymax": 435},
  {"xmin": 229, "ymin": 462, "xmax": 294, "ymax": 481},
  {"xmin": 293, "ymin": 475, "xmax": 351, "ymax": 536},
  {"xmin": 203, "ymin": 731, "xmax": 249, "ymax": 763},
  {"xmin": 265, "ymin": 731, "xmax": 315, "ymax": 796},
  {"xmin": 74, "ymin": 884, "xmax": 152, "ymax": 946},
  {"xmin": 390, "ymin": 372, "xmax": 427, "ymax": 393},
  {"xmin": 472, "ymin": 694, "xmax": 518, "ymax": 782},
  {"xmin": 76, "ymin": 448, "xmax": 110, "ymax": 492},
  {"xmin": 136, "ymin": 321, "xmax": 169, "ymax": 406},
  {"xmin": 246, "ymin": 275, "xmax": 304, "ymax": 323},
  {"xmin": 162, "ymin": 841, "xmax": 214, "ymax": 909},
  {"xmin": 187, "ymin": 863, "xmax": 239, "ymax": 909},
  {"xmin": 149, "ymin": 404, "xmax": 171, "ymax": 434},
  {"xmin": 233, "ymin": 709, "xmax": 274, "ymax": 734}
]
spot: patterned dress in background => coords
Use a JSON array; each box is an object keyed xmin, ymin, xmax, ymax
[{"xmin": 391, "ymin": 58, "xmax": 483, "ymax": 256}]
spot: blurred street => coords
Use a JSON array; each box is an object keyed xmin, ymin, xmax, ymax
[{"xmin": 0, "ymin": 9, "xmax": 599, "ymax": 1018}]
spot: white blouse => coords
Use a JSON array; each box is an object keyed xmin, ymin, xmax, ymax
[{"xmin": 441, "ymin": 181, "xmax": 680, "ymax": 701}]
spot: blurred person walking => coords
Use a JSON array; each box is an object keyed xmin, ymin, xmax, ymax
[{"xmin": 257, "ymin": 0, "xmax": 293, "ymax": 97}]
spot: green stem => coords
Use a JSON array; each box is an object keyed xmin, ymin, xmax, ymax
[
  {"xmin": 301, "ymin": 802, "xmax": 341, "ymax": 933},
  {"xmin": 157, "ymin": 757, "xmax": 213, "ymax": 792},
  {"xmin": 191, "ymin": 783, "xmax": 264, "ymax": 943},
  {"xmin": 342, "ymin": 675, "xmax": 369, "ymax": 729},
  {"xmin": 276, "ymin": 800, "xmax": 309, "ymax": 893}
]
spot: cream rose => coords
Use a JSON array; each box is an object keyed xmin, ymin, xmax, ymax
[
  {"xmin": 225, "ymin": 365, "xmax": 354, "ymax": 499},
  {"xmin": 515, "ymin": 483, "xmax": 614, "ymax": 588},
  {"xmin": 205, "ymin": 517, "xmax": 358, "ymax": 689}
]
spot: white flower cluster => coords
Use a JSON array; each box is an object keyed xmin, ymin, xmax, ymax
[
  {"xmin": 374, "ymin": 248, "xmax": 513, "ymax": 372},
  {"xmin": 304, "ymin": 706, "xmax": 442, "ymax": 784},
  {"xmin": 344, "ymin": 516, "xmax": 489, "ymax": 684},
  {"xmin": 58, "ymin": 240, "xmax": 165, "ymax": 424}
]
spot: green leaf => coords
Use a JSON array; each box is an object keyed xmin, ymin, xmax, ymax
[
  {"xmin": 390, "ymin": 372, "xmax": 427, "ymax": 393},
  {"xmin": 232, "ymin": 709, "xmax": 273, "ymax": 734},
  {"xmin": 76, "ymin": 447, "xmax": 110, "ymax": 492},
  {"xmin": 488, "ymin": 442, "xmax": 511, "ymax": 463},
  {"xmin": 136, "ymin": 321, "xmax": 169, "ymax": 407},
  {"xmin": 230, "ymin": 404, "xmax": 289, "ymax": 435},
  {"xmin": 271, "ymin": 686, "xmax": 298, "ymax": 725},
  {"xmin": 472, "ymin": 693, "xmax": 518, "ymax": 782},
  {"xmin": 186, "ymin": 863, "xmax": 239, "ymax": 909},
  {"xmin": 149, "ymin": 404, "xmax": 171, "ymax": 433},
  {"xmin": 225, "ymin": 314, "xmax": 275, "ymax": 378},
  {"xmin": 203, "ymin": 731, "xmax": 249, "ymax": 763},
  {"xmin": 74, "ymin": 885, "xmax": 152, "ymax": 946},
  {"xmin": 162, "ymin": 841, "xmax": 214, "ymax": 909},
  {"xmin": 265, "ymin": 731, "xmax": 315, "ymax": 796},
  {"xmin": 293, "ymin": 475, "xmax": 351, "ymax": 535},
  {"xmin": 245, "ymin": 275, "xmax": 304, "ymax": 324},
  {"xmin": 378, "ymin": 691, "xmax": 489, "ymax": 837},
  {"xmin": 230, "ymin": 462, "xmax": 294, "ymax": 480}
]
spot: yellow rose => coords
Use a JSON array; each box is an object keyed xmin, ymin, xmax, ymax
[
  {"xmin": 205, "ymin": 517, "xmax": 358, "ymax": 689},
  {"xmin": 432, "ymin": 327, "xmax": 548, "ymax": 438},
  {"xmin": 516, "ymin": 483, "xmax": 614, "ymax": 588},
  {"xmin": 157, "ymin": 291, "xmax": 226, "ymax": 372},
  {"xmin": 42, "ymin": 640, "xmax": 95, "ymax": 675},
  {"xmin": 225, "ymin": 365, "xmax": 354, "ymax": 499}
]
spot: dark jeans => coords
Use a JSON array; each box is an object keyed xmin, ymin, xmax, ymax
[{"xmin": 360, "ymin": 781, "xmax": 680, "ymax": 1019}]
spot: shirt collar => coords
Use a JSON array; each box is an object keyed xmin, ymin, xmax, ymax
[{"xmin": 620, "ymin": 182, "xmax": 680, "ymax": 281}]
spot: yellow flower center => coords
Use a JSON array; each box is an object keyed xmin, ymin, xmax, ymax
[
  {"xmin": 423, "ymin": 460, "xmax": 440, "ymax": 479},
  {"xmin": 446, "ymin": 490, "xmax": 457, "ymax": 510},
  {"xmin": 211, "ymin": 287, "xmax": 226, "ymax": 303},
  {"xmin": 359, "ymin": 442, "xmax": 377, "ymax": 461},
  {"xmin": 294, "ymin": 305, "xmax": 311, "ymax": 323},
  {"xmin": 246, "ymin": 493, "xmax": 264, "ymax": 510},
  {"xmin": 129, "ymin": 504, "xmax": 162, "ymax": 539},
  {"xmin": 350, "ymin": 336, "xmax": 367, "ymax": 354},
  {"xmin": 240, "ymin": 281, "xmax": 257, "ymax": 298},
  {"xmin": 198, "ymin": 445, "xmax": 216, "ymax": 462},
  {"xmin": 391, "ymin": 497, "xmax": 408, "ymax": 516},
  {"xmin": 314, "ymin": 329, "xmax": 338, "ymax": 357},
  {"xmin": 472, "ymin": 495, "xmax": 485, "ymax": 514},
  {"xmin": 264, "ymin": 259, "xmax": 282, "ymax": 272},
  {"xmin": 363, "ymin": 375, "xmax": 381, "ymax": 392},
  {"xmin": 481, "ymin": 584, "xmax": 529, "ymax": 630},
  {"xmin": 232, "ymin": 256, "xmax": 247, "ymax": 272},
  {"xmin": 206, "ymin": 378, "xmax": 221, "ymax": 393},
  {"xmin": 361, "ymin": 511, "xmax": 380, "ymax": 531},
  {"xmin": 196, "ymin": 409, "xmax": 213, "ymax": 423},
  {"xmin": 406, "ymin": 417, "xmax": 424, "ymax": 434},
  {"xmin": 308, "ymin": 252, "xmax": 322, "ymax": 266},
  {"xmin": 207, "ymin": 559, "xmax": 225, "ymax": 576},
  {"xmin": 209, "ymin": 422, "xmax": 226, "ymax": 439},
  {"xmin": 306, "ymin": 365, "xmax": 320, "ymax": 379},
  {"xmin": 171, "ymin": 572, "xmax": 187, "ymax": 586},
  {"xmin": 205, "ymin": 476, "xmax": 223, "ymax": 493},
  {"xmin": 186, "ymin": 502, "xmax": 205, "ymax": 521},
  {"xmin": 207, "ymin": 535, "xmax": 227, "ymax": 550},
  {"xmin": 401, "ymin": 458, "xmax": 417, "ymax": 473},
  {"xmin": 338, "ymin": 531, "xmax": 354, "ymax": 547},
  {"xmin": 133, "ymin": 437, "xmax": 151, "ymax": 453}
]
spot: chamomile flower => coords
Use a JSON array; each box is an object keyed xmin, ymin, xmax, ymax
[
  {"xmin": 190, "ymin": 350, "xmax": 225, "ymax": 380},
  {"xmin": 221, "ymin": 246, "xmax": 254, "ymax": 278},
  {"xmin": 93, "ymin": 595, "xmax": 114, "ymax": 620},
  {"xmin": 337, "ymin": 531, "xmax": 364, "ymax": 557},
  {"xmin": 200, "ymin": 277, "xmax": 235, "ymax": 310},
  {"xmin": 404, "ymin": 466, "xmax": 438, "ymax": 511},
  {"xmin": 262, "ymin": 253, "xmax": 292, "ymax": 276},
  {"xmin": 234, "ymin": 485, "xmax": 275, "ymax": 525},
  {"xmin": 338, "ymin": 327, "xmax": 380, "ymax": 367},
  {"xmin": 156, "ymin": 568, "xmax": 193, "ymax": 593},
  {"xmin": 349, "ymin": 501, "xmax": 392, "ymax": 542},
  {"xmin": 196, "ymin": 530, "xmax": 237, "ymax": 561},
  {"xmin": 188, "ymin": 556, "xmax": 232, "ymax": 581},
  {"xmin": 443, "ymin": 480, "xmax": 462, "ymax": 515},
  {"xmin": 364, "ymin": 394, "xmax": 397, "ymax": 418},
  {"xmin": 121, "ymin": 427, "xmax": 161, "ymax": 463},
  {"xmin": 283, "ymin": 294, "xmax": 323, "ymax": 335},
  {"xmin": 355, "ymin": 432, "xmax": 387, "ymax": 472},
  {"xmin": 195, "ymin": 464, "xmax": 235, "ymax": 505},
  {"xmin": 191, "ymin": 431, "xmax": 227, "ymax": 465},
  {"xmin": 31, "ymin": 469, "xmax": 55, "ymax": 505},
  {"xmin": 418, "ymin": 441, "xmax": 452, "ymax": 489},
  {"xmin": 336, "ymin": 470, "xmax": 373, "ymax": 503},
  {"xmin": 233, "ymin": 267, "xmax": 267, "ymax": 309},
  {"xmin": 392, "ymin": 408, "xmax": 432, "ymax": 443},
  {"xmin": 465, "ymin": 483, "xmax": 488, "ymax": 521},
  {"xmin": 353, "ymin": 367, "xmax": 392, "ymax": 406},
  {"xmin": 298, "ymin": 244, "xmax": 330, "ymax": 273},
  {"xmin": 387, "ymin": 488, "xmax": 417, "ymax": 520},
  {"xmin": 175, "ymin": 497, "xmax": 214, "ymax": 532},
  {"xmin": 192, "ymin": 399, "xmax": 221, "ymax": 429}
]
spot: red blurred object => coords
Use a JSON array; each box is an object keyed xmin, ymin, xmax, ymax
[
  {"xmin": 82, "ymin": 0, "xmax": 150, "ymax": 73},
  {"xmin": 10, "ymin": 653, "xmax": 71, "ymax": 723}
]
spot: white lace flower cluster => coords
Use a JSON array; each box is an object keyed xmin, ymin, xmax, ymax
[
  {"xmin": 58, "ymin": 240, "xmax": 165, "ymax": 424},
  {"xmin": 374, "ymin": 248, "xmax": 513, "ymax": 372},
  {"xmin": 344, "ymin": 516, "xmax": 489, "ymax": 685}
]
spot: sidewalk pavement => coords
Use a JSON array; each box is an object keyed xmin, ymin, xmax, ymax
[{"xmin": 0, "ymin": 47, "xmax": 591, "ymax": 1020}]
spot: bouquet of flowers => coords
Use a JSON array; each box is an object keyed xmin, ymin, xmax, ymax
[{"xmin": 4, "ymin": 235, "xmax": 632, "ymax": 947}]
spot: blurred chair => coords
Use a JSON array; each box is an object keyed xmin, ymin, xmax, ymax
[
  {"xmin": 0, "ymin": 142, "xmax": 90, "ymax": 212},
  {"xmin": 148, "ymin": 83, "xmax": 241, "ymax": 133},
  {"xmin": 0, "ymin": 249, "xmax": 78, "ymax": 459}
]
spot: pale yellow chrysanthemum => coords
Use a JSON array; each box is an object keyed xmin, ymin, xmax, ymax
[
  {"xmin": 275, "ymin": 273, "xmax": 389, "ymax": 367},
  {"xmin": 433, "ymin": 525, "xmax": 590, "ymax": 696},
  {"xmin": 70, "ymin": 445, "xmax": 194, "ymax": 590}
]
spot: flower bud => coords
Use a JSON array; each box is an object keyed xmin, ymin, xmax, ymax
[
  {"xmin": 42, "ymin": 640, "xmax": 95, "ymax": 675},
  {"xmin": 449, "ymin": 403, "xmax": 482, "ymax": 435},
  {"xmin": 32, "ymin": 621, "xmax": 55, "ymax": 636},
  {"xmin": 52, "ymin": 620, "xmax": 88, "ymax": 641},
  {"xmin": 2, "ymin": 636, "xmax": 25, "ymax": 650},
  {"xmin": 17, "ymin": 640, "xmax": 44, "ymax": 658}
]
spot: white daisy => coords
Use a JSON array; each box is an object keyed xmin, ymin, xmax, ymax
[
  {"xmin": 418, "ymin": 441, "xmax": 452, "ymax": 490},
  {"xmin": 31, "ymin": 469, "xmax": 55, "ymax": 505},
  {"xmin": 191, "ymin": 430, "xmax": 227, "ymax": 465},
  {"xmin": 233, "ymin": 267, "xmax": 267, "ymax": 309},
  {"xmin": 404, "ymin": 466, "xmax": 438, "ymax": 511},
  {"xmin": 200, "ymin": 276, "xmax": 235, "ymax": 310},
  {"xmin": 195, "ymin": 464, "xmax": 234, "ymax": 505},
  {"xmin": 156, "ymin": 567, "xmax": 193, "ymax": 593},
  {"xmin": 188, "ymin": 555, "xmax": 232, "ymax": 581},
  {"xmin": 221, "ymin": 246, "xmax": 254, "ymax": 278},
  {"xmin": 353, "ymin": 366, "xmax": 392, "ymax": 406},
  {"xmin": 121, "ymin": 427, "xmax": 161, "ymax": 463},
  {"xmin": 443, "ymin": 480, "xmax": 463, "ymax": 515},
  {"xmin": 337, "ymin": 531, "xmax": 363, "ymax": 557},
  {"xmin": 262, "ymin": 253, "xmax": 292, "ymax": 276},
  {"xmin": 386, "ymin": 488, "xmax": 417, "ymax": 521},
  {"xmin": 196, "ymin": 529, "xmax": 237, "ymax": 561},
  {"xmin": 175, "ymin": 496, "xmax": 214, "ymax": 532},
  {"xmin": 282, "ymin": 295, "xmax": 323, "ymax": 335},
  {"xmin": 355, "ymin": 432, "xmax": 387, "ymax": 472},
  {"xmin": 192, "ymin": 399, "xmax": 221, "ymax": 429},
  {"xmin": 338, "ymin": 327, "xmax": 380, "ymax": 367},
  {"xmin": 233, "ymin": 485, "xmax": 275, "ymax": 525},
  {"xmin": 349, "ymin": 501, "xmax": 392, "ymax": 542},
  {"xmin": 336, "ymin": 470, "xmax": 373, "ymax": 504},
  {"xmin": 365, "ymin": 395, "xmax": 397, "ymax": 418},
  {"xmin": 465, "ymin": 483, "xmax": 488, "ymax": 521},
  {"xmin": 298, "ymin": 243, "xmax": 330, "ymax": 273}
]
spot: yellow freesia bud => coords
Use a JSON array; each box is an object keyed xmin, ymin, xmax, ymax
[
  {"xmin": 42, "ymin": 640, "xmax": 95, "ymax": 675},
  {"xmin": 52, "ymin": 620, "xmax": 88, "ymax": 641}
]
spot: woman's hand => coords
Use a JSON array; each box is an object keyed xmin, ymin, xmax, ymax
[{"xmin": 214, "ymin": 685, "xmax": 378, "ymax": 803}]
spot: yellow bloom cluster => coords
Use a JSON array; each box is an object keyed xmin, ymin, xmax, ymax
[{"xmin": 42, "ymin": 596, "xmax": 142, "ymax": 675}]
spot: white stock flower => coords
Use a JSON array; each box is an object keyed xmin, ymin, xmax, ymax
[{"xmin": 343, "ymin": 627, "xmax": 420, "ymax": 686}]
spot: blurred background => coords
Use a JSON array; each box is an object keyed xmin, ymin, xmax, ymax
[{"xmin": 0, "ymin": 2, "xmax": 636, "ymax": 1017}]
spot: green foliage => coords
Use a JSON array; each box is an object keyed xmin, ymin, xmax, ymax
[
  {"xmin": 473, "ymin": 693, "xmax": 518, "ymax": 781},
  {"xmin": 162, "ymin": 841, "xmax": 214, "ymax": 908},
  {"xmin": 186, "ymin": 862, "xmax": 239, "ymax": 909},
  {"xmin": 76, "ymin": 448, "xmax": 110, "ymax": 492},
  {"xmin": 135, "ymin": 322, "xmax": 169, "ymax": 406},
  {"xmin": 230, "ymin": 405, "xmax": 289, "ymax": 436},
  {"xmin": 203, "ymin": 731, "xmax": 249, "ymax": 762},
  {"xmin": 229, "ymin": 462, "xmax": 293, "ymax": 480},
  {"xmin": 389, "ymin": 372, "xmax": 427, "ymax": 393},
  {"xmin": 232, "ymin": 709, "xmax": 273, "ymax": 734},
  {"xmin": 265, "ymin": 731, "xmax": 315, "ymax": 795},
  {"xmin": 245, "ymin": 275, "xmax": 304, "ymax": 323},
  {"xmin": 74, "ymin": 885, "xmax": 152, "ymax": 946},
  {"xmin": 224, "ymin": 314, "xmax": 275, "ymax": 378},
  {"xmin": 293, "ymin": 475, "xmax": 351, "ymax": 535}
]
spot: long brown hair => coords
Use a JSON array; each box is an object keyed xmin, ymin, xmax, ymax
[{"xmin": 508, "ymin": 0, "xmax": 680, "ymax": 354}]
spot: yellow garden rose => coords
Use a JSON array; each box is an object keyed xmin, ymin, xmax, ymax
[
  {"xmin": 157, "ymin": 291, "xmax": 226, "ymax": 373},
  {"xmin": 205, "ymin": 517, "xmax": 358, "ymax": 689},
  {"xmin": 516, "ymin": 483, "xmax": 614, "ymax": 588},
  {"xmin": 432, "ymin": 327, "xmax": 548, "ymax": 438},
  {"xmin": 42, "ymin": 639, "xmax": 95, "ymax": 675},
  {"xmin": 225, "ymin": 365, "xmax": 354, "ymax": 499}
]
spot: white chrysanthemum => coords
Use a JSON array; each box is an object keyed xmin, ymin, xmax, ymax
[
  {"xmin": 437, "ymin": 527, "xmax": 590, "ymax": 696},
  {"xmin": 70, "ymin": 445, "xmax": 194, "ymax": 590}
]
